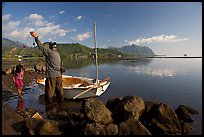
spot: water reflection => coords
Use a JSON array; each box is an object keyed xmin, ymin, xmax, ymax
[
  {"xmin": 63, "ymin": 58, "xmax": 181, "ymax": 78},
  {"xmin": 63, "ymin": 59, "xmax": 93, "ymax": 69},
  {"xmin": 129, "ymin": 66, "xmax": 177, "ymax": 77},
  {"xmin": 16, "ymin": 96, "xmax": 25, "ymax": 111},
  {"xmin": 121, "ymin": 59, "xmax": 153, "ymax": 66},
  {"xmin": 62, "ymin": 59, "xmax": 120, "ymax": 69},
  {"xmin": 121, "ymin": 59, "xmax": 179, "ymax": 77}
]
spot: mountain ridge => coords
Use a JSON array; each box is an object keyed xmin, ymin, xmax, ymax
[
  {"xmin": 109, "ymin": 44, "xmax": 155, "ymax": 56},
  {"xmin": 2, "ymin": 38, "xmax": 156, "ymax": 58}
]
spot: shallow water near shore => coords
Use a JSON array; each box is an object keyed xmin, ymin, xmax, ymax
[
  {"xmin": 4, "ymin": 58, "xmax": 202, "ymax": 135},
  {"xmin": 4, "ymin": 85, "xmax": 83, "ymax": 118}
]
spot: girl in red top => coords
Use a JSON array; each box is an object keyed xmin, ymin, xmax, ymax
[{"xmin": 12, "ymin": 64, "xmax": 24, "ymax": 96}]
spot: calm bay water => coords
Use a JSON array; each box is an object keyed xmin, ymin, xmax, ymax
[
  {"xmin": 65, "ymin": 58, "xmax": 201, "ymax": 108},
  {"xmin": 5, "ymin": 58, "xmax": 202, "ymax": 135},
  {"xmin": 64, "ymin": 58, "xmax": 202, "ymax": 135}
]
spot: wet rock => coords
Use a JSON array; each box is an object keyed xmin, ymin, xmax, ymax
[
  {"xmin": 139, "ymin": 101, "xmax": 159, "ymax": 127},
  {"xmin": 144, "ymin": 101, "xmax": 159, "ymax": 113},
  {"xmin": 104, "ymin": 123, "xmax": 118, "ymax": 135},
  {"xmin": 67, "ymin": 111, "xmax": 85, "ymax": 122},
  {"xmin": 111, "ymin": 96, "xmax": 145, "ymax": 123},
  {"xmin": 180, "ymin": 120, "xmax": 193, "ymax": 134},
  {"xmin": 118, "ymin": 117, "xmax": 151, "ymax": 135},
  {"xmin": 105, "ymin": 97, "xmax": 121, "ymax": 112},
  {"xmin": 38, "ymin": 119, "xmax": 62, "ymax": 135},
  {"xmin": 25, "ymin": 118, "xmax": 62, "ymax": 135},
  {"xmin": 81, "ymin": 97, "xmax": 113, "ymax": 125},
  {"xmin": 24, "ymin": 67, "xmax": 34, "ymax": 72},
  {"xmin": 2, "ymin": 68, "xmax": 13, "ymax": 75},
  {"xmin": 48, "ymin": 110, "xmax": 85, "ymax": 123},
  {"xmin": 48, "ymin": 110, "xmax": 68, "ymax": 121},
  {"xmin": 34, "ymin": 62, "xmax": 46, "ymax": 72},
  {"xmin": 181, "ymin": 105, "xmax": 199, "ymax": 114},
  {"xmin": 146, "ymin": 103, "xmax": 182, "ymax": 135},
  {"xmin": 84, "ymin": 123, "xmax": 107, "ymax": 135},
  {"xmin": 2, "ymin": 103, "xmax": 24, "ymax": 135},
  {"xmin": 68, "ymin": 120, "xmax": 88, "ymax": 135},
  {"xmin": 175, "ymin": 105, "xmax": 199, "ymax": 123},
  {"xmin": 2, "ymin": 77, "xmax": 200, "ymax": 137},
  {"xmin": 83, "ymin": 123, "xmax": 118, "ymax": 135},
  {"xmin": 58, "ymin": 121, "xmax": 73, "ymax": 135},
  {"xmin": 24, "ymin": 118, "xmax": 42, "ymax": 135}
]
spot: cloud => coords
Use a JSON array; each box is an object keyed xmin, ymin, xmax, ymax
[
  {"xmin": 26, "ymin": 13, "xmax": 44, "ymax": 21},
  {"xmin": 59, "ymin": 10, "xmax": 65, "ymax": 14},
  {"xmin": 2, "ymin": 14, "xmax": 21, "ymax": 35},
  {"xmin": 2, "ymin": 13, "xmax": 75, "ymax": 43},
  {"xmin": 76, "ymin": 15, "xmax": 82, "ymax": 20},
  {"xmin": 7, "ymin": 27, "xmax": 34, "ymax": 39},
  {"xmin": 2, "ymin": 14, "xmax": 12, "ymax": 22},
  {"xmin": 71, "ymin": 32, "xmax": 91, "ymax": 41},
  {"xmin": 25, "ymin": 13, "xmax": 47, "ymax": 27},
  {"xmin": 128, "ymin": 35, "xmax": 189, "ymax": 45},
  {"xmin": 35, "ymin": 23, "xmax": 70, "ymax": 38},
  {"xmin": 4, "ymin": 21, "xmax": 21, "ymax": 30}
]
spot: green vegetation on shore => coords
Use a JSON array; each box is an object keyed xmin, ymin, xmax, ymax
[{"xmin": 2, "ymin": 42, "xmax": 134, "ymax": 60}]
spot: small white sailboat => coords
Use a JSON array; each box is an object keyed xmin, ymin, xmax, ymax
[
  {"xmin": 36, "ymin": 23, "xmax": 111, "ymax": 99},
  {"xmin": 37, "ymin": 75, "xmax": 111, "ymax": 99}
]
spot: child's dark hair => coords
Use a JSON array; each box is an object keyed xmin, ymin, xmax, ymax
[{"xmin": 15, "ymin": 64, "xmax": 23, "ymax": 73}]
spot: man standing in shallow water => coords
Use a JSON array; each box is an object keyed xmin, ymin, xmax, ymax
[{"xmin": 30, "ymin": 31, "xmax": 64, "ymax": 104}]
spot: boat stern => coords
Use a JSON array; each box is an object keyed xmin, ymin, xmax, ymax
[{"xmin": 96, "ymin": 81, "xmax": 111, "ymax": 96}]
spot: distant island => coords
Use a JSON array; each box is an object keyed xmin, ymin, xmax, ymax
[{"xmin": 109, "ymin": 44, "xmax": 155, "ymax": 57}]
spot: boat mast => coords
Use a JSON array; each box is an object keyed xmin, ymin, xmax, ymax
[{"xmin": 94, "ymin": 22, "xmax": 99, "ymax": 85}]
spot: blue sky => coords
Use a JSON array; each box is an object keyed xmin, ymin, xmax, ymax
[{"xmin": 2, "ymin": 2, "xmax": 202, "ymax": 56}]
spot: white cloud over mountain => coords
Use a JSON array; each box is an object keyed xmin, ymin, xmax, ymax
[{"xmin": 128, "ymin": 35, "xmax": 189, "ymax": 45}]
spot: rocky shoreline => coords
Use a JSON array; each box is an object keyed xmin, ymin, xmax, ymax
[{"xmin": 2, "ymin": 59, "xmax": 199, "ymax": 135}]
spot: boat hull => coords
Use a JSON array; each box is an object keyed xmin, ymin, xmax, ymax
[{"xmin": 36, "ymin": 75, "xmax": 111, "ymax": 99}]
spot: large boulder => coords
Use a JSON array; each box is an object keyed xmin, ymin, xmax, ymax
[
  {"xmin": 106, "ymin": 97, "xmax": 122, "ymax": 112},
  {"xmin": 139, "ymin": 101, "xmax": 159, "ymax": 127},
  {"xmin": 24, "ymin": 118, "xmax": 62, "ymax": 135},
  {"xmin": 175, "ymin": 105, "xmax": 199, "ymax": 123},
  {"xmin": 118, "ymin": 117, "xmax": 151, "ymax": 135},
  {"xmin": 110, "ymin": 96, "xmax": 145, "ymax": 123},
  {"xmin": 146, "ymin": 103, "xmax": 182, "ymax": 135},
  {"xmin": 81, "ymin": 98, "xmax": 113, "ymax": 125}
]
